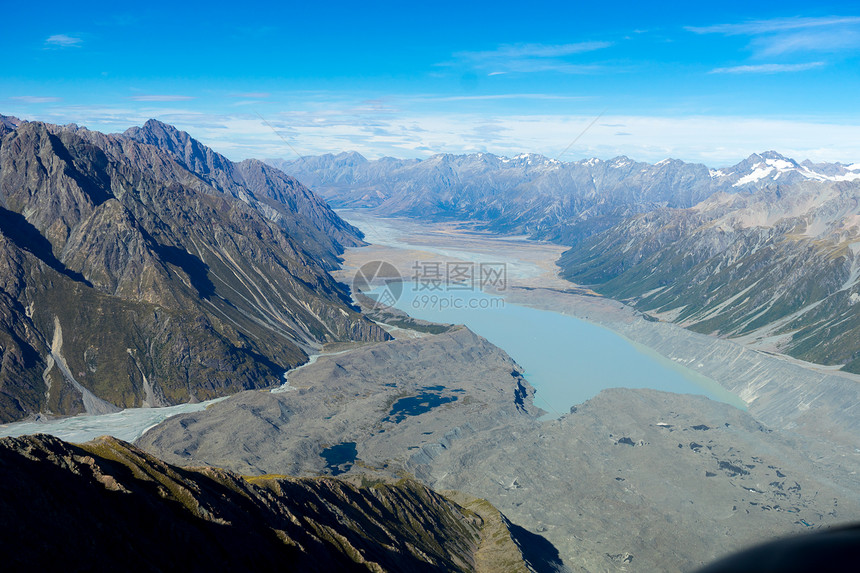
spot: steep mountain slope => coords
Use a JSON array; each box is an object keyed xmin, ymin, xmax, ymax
[
  {"xmin": 126, "ymin": 120, "xmax": 364, "ymax": 269},
  {"xmin": 0, "ymin": 434, "xmax": 537, "ymax": 573},
  {"xmin": 558, "ymin": 180, "xmax": 860, "ymax": 372},
  {"xmin": 0, "ymin": 117, "xmax": 387, "ymax": 422}
]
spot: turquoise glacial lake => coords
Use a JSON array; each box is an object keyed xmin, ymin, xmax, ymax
[{"xmin": 381, "ymin": 282, "xmax": 745, "ymax": 419}]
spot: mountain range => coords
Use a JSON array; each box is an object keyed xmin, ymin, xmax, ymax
[
  {"xmin": 269, "ymin": 150, "xmax": 860, "ymax": 243},
  {"xmin": 272, "ymin": 150, "xmax": 860, "ymax": 373},
  {"xmin": 0, "ymin": 116, "xmax": 387, "ymax": 422}
]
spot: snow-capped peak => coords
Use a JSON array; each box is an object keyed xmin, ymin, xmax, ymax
[
  {"xmin": 610, "ymin": 156, "xmax": 633, "ymax": 168},
  {"xmin": 730, "ymin": 152, "xmax": 860, "ymax": 187}
]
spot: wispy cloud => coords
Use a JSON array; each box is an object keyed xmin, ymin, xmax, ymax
[
  {"xmin": 411, "ymin": 93, "xmax": 588, "ymax": 103},
  {"xmin": 9, "ymin": 96, "xmax": 62, "ymax": 103},
  {"xmin": 752, "ymin": 29, "xmax": 860, "ymax": 57},
  {"xmin": 473, "ymin": 42, "xmax": 613, "ymax": 58},
  {"xmin": 710, "ymin": 62, "xmax": 825, "ymax": 74},
  {"xmin": 447, "ymin": 41, "xmax": 612, "ymax": 74},
  {"xmin": 687, "ymin": 16, "xmax": 860, "ymax": 36},
  {"xmin": 688, "ymin": 16, "xmax": 860, "ymax": 57},
  {"xmin": 129, "ymin": 95, "xmax": 196, "ymax": 102},
  {"xmin": 44, "ymin": 34, "xmax": 83, "ymax": 49}
]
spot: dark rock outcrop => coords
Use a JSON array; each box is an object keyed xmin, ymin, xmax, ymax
[{"xmin": 0, "ymin": 433, "xmax": 538, "ymax": 572}]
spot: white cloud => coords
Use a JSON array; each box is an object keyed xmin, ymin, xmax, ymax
[
  {"xmin": 44, "ymin": 34, "xmax": 82, "ymax": 48},
  {"xmin": 688, "ymin": 16, "xmax": 860, "ymax": 57},
  {"xmin": 9, "ymin": 96, "xmax": 62, "ymax": 103},
  {"xmin": 471, "ymin": 42, "xmax": 614, "ymax": 58},
  {"xmin": 446, "ymin": 41, "xmax": 612, "ymax": 74},
  {"xmin": 687, "ymin": 16, "xmax": 860, "ymax": 36},
  {"xmin": 753, "ymin": 29, "xmax": 860, "ymax": 57},
  {"xmin": 709, "ymin": 62, "xmax": 825, "ymax": 74},
  {"xmin": 191, "ymin": 112, "xmax": 860, "ymax": 168},
  {"xmin": 409, "ymin": 93, "xmax": 587, "ymax": 103},
  {"xmin": 129, "ymin": 95, "xmax": 196, "ymax": 102},
  {"xmin": 21, "ymin": 100, "xmax": 860, "ymax": 167}
]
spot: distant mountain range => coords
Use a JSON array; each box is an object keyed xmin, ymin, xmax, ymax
[
  {"xmin": 272, "ymin": 150, "xmax": 860, "ymax": 373},
  {"xmin": 269, "ymin": 150, "xmax": 860, "ymax": 243},
  {"xmin": 0, "ymin": 116, "xmax": 387, "ymax": 422}
]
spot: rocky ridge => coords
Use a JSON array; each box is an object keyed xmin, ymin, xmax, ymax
[
  {"xmin": 0, "ymin": 116, "xmax": 387, "ymax": 422},
  {"xmin": 0, "ymin": 433, "xmax": 540, "ymax": 572},
  {"xmin": 269, "ymin": 150, "xmax": 860, "ymax": 244}
]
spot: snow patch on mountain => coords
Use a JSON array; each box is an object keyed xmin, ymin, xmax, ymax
[{"xmin": 733, "ymin": 163, "xmax": 775, "ymax": 186}]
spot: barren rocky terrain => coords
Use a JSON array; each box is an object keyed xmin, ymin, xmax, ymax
[{"xmin": 138, "ymin": 323, "xmax": 860, "ymax": 571}]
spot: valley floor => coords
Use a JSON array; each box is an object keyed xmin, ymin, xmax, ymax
[{"xmin": 335, "ymin": 211, "xmax": 860, "ymax": 442}]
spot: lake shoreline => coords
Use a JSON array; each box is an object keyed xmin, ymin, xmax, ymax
[{"xmin": 337, "ymin": 211, "xmax": 860, "ymax": 444}]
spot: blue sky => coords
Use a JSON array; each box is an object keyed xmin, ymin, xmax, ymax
[{"xmin": 3, "ymin": 1, "xmax": 860, "ymax": 165}]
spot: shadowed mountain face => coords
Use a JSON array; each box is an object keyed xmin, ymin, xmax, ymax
[
  {"xmin": 0, "ymin": 434, "xmax": 543, "ymax": 573},
  {"xmin": 0, "ymin": 117, "xmax": 388, "ymax": 422}
]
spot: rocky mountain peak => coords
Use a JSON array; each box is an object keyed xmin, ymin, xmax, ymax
[
  {"xmin": 0, "ymin": 114, "xmax": 23, "ymax": 129},
  {"xmin": 720, "ymin": 151, "xmax": 860, "ymax": 188},
  {"xmin": 0, "ymin": 114, "xmax": 24, "ymax": 138},
  {"xmin": 131, "ymin": 118, "xmax": 191, "ymax": 145},
  {"xmin": 607, "ymin": 155, "xmax": 636, "ymax": 168},
  {"xmin": 123, "ymin": 119, "xmax": 208, "ymax": 166},
  {"xmin": 732, "ymin": 151, "xmax": 796, "ymax": 171},
  {"xmin": 337, "ymin": 150, "xmax": 367, "ymax": 163}
]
